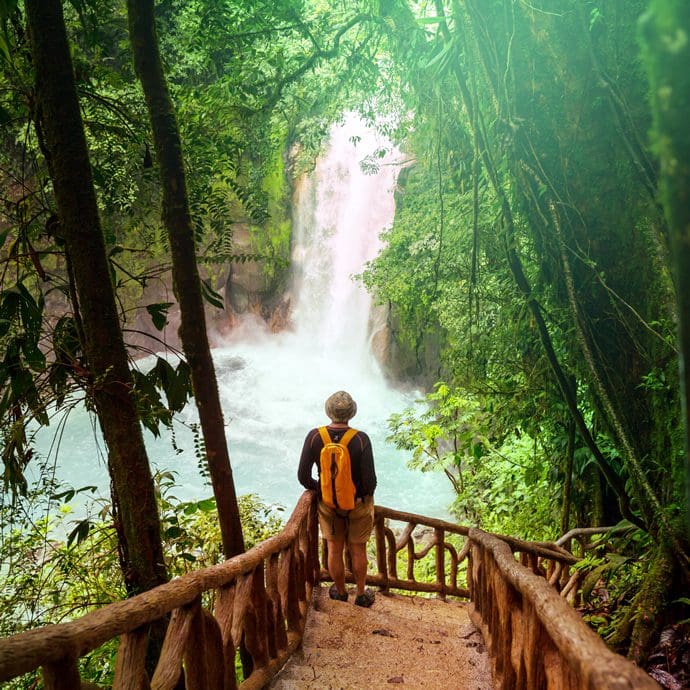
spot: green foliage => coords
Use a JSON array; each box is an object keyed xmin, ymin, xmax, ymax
[
  {"xmin": 156, "ymin": 470, "xmax": 284, "ymax": 573},
  {"xmin": 640, "ymin": 0, "xmax": 690, "ymax": 540},
  {"xmin": 130, "ymin": 357, "xmax": 193, "ymax": 436},
  {"xmin": 0, "ymin": 468, "xmax": 284, "ymax": 687},
  {"xmin": 366, "ymin": 0, "xmax": 685, "ymax": 540},
  {"xmin": 0, "ymin": 472, "xmax": 123, "ymax": 657},
  {"xmin": 145, "ymin": 301, "xmax": 173, "ymax": 331},
  {"xmin": 1, "ymin": 282, "xmax": 56, "ymax": 497},
  {"xmin": 388, "ymin": 383, "xmax": 560, "ymax": 540},
  {"xmin": 388, "ymin": 383, "xmax": 489, "ymax": 479},
  {"xmin": 574, "ymin": 529, "xmax": 652, "ymax": 640}
]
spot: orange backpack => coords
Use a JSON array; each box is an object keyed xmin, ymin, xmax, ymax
[{"xmin": 318, "ymin": 427, "xmax": 358, "ymax": 511}]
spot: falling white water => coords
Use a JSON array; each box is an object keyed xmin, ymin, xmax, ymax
[
  {"xmin": 30, "ymin": 115, "xmax": 455, "ymax": 520},
  {"xmin": 290, "ymin": 114, "xmax": 397, "ymax": 365}
]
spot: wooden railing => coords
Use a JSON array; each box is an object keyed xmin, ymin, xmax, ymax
[
  {"xmin": 467, "ymin": 528, "xmax": 659, "ymax": 690},
  {"xmin": 365, "ymin": 506, "xmax": 472, "ymax": 597},
  {"xmin": 325, "ymin": 506, "xmax": 578, "ymax": 602},
  {"xmin": 0, "ymin": 494, "xmax": 659, "ymax": 689},
  {"xmin": 0, "ymin": 491, "xmax": 320, "ymax": 690}
]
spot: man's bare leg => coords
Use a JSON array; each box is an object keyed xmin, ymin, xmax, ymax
[
  {"xmin": 327, "ymin": 538, "xmax": 347, "ymax": 595},
  {"xmin": 349, "ymin": 541, "xmax": 368, "ymax": 596}
]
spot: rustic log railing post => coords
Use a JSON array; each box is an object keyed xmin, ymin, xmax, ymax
[
  {"xmin": 284, "ymin": 549, "xmax": 301, "ymax": 634},
  {"xmin": 184, "ymin": 598, "xmax": 208, "ymax": 690},
  {"xmin": 293, "ymin": 541, "xmax": 307, "ymax": 613},
  {"xmin": 213, "ymin": 583, "xmax": 237, "ymax": 690},
  {"xmin": 199, "ymin": 609, "xmax": 224, "ymax": 690},
  {"xmin": 265, "ymin": 553, "xmax": 282, "ymax": 659},
  {"xmin": 307, "ymin": 499, "xmax": 320, "ymax": 585},
  {"xmin": 385, "ymin": 527, "xmax": 397, "ymax": 579},
  {"xmin": 375, "ymin": 513, "xmax": 389, "ymax": 591},
  {"xmin": 493, "ymin": 561, "xmax": 517, "ymax": 688},
  {"xmin": 113, "ymin": 627, "xmax": 149, "ymax": 690},
  {"xmin": 43, "ymin": 657, "xmax": 81, "ymax": 690},
  {"xmin": 247, "ymin": 564, "xmax": 269, "ymax": 670},
  {"xmin": 406, "ymin": 528, "xmax": 416, "ymax": 581},
  {"xmin": 151, "ymin": 600, "xmax": 197, "ymax": 690},
  {"xmin": 434, "ymin": 528, "xmax": 446, "ymax": 599},
  {"xmin": 297, "ymin": 508, "xmax": 311, "ymax": 589}
]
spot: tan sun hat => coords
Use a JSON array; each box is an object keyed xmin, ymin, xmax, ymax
[{"xmin": 324, "ymin": 391, "xmax": 357, "ymax": 423}]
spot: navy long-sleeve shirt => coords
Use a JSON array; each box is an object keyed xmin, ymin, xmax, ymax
[{"xmin": 298, "ymin": 425, "xmax": 377, "ymax": 500}]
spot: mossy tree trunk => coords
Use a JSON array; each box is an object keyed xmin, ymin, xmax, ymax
[
  {"xmin": 608, "ymin": 545, "xmax": 676, "ymax": 663},
  {"xmin": 561, "ymin": 416, "xmax": 575, "ymax": 535},
  {"xmin": 24, "ymin": 0, "xmax": 167, "ymax": 595},
  {"xmin": 641, "ymin": 0, "xmax": 690, "ymax": 540},
  {"xmin": 127, "ymin": 0, "xmax": 245, "ymax": 557}
]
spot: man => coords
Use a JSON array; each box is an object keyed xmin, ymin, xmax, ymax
[{"xmin": 298, "ymin": 390, "xmax": 377, "ymax": 607}]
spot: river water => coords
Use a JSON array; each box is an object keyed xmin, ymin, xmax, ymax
[{"xmin": 32, "ymin": 115, "xmax": 455, "ymax": 520}]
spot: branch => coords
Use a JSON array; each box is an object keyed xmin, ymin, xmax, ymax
[{"xmin": 262, "ymin": 13, "xmax": 378, "ymax": 111}]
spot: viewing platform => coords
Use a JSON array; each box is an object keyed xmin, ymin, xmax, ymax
[{"xmin": 0, "ymin": 492, "xmax": 659, "ymax": 689}]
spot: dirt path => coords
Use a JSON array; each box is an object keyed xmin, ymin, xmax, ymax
[{"xmin": 269, "ymin": 586, "xmax": 494, "ymax": 689}]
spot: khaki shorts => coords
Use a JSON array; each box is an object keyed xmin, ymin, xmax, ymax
[{"xmin": 318, "ymin": 496, "xmax": 374, "ymax": 544}]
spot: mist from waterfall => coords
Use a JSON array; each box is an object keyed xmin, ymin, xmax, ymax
[{"xmin": 31, "ymin": 115, "xmax": 455, "ymax": 519}]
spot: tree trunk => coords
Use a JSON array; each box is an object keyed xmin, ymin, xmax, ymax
[
  {"xmin": 641, "ymin": 0, "xmax": 690, "ymax": 540},
  {"xmin": 589, "ymin": 464, "xmax": 605, "ymax": 528},
  {"xmin": 24, "ymin": 0, "xmax": 167, "ymax": 594},
  {"xmin": 609, "ymin": 544, "xmax": 676, "ymax": 662},
  {"xmin": 561, "ymin": 415, "xmax": 575, "ymax": 535},
  {"xmin": 127, "ymin": 0, "xmax": 245, "ymax": 557}
]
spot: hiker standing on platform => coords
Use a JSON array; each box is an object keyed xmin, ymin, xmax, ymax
[{"xmin": 298, "ymin": 390, "xmax": 377, "ymax": 607}]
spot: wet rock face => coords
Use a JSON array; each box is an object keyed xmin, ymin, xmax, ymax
[
  {"xmin": 264, "ymin": 294, "xmax": 292, "ymax": 332},
  {"xmin": 368, "ymin": 301, "xmax": 442, "ymax": 386},
  {"xmin": 123, "ymin": 272, "xmax": 235, "ymax": 354},
  {"xmin": 369, "ymin": 302, "xmax": 392, "ymax": 369},
  {"xmin": 224, "ymin": 224, "xmax": 291, "ymax": 330},
  {"xmin": 225, "ymin": 269, "xmax": 274, "ymax": 315},
  {"xmin": 225, "ymin": 267, "xmax": 292, "ymax": 332},
  {"xmin": 225, "ymin": 225, "xmax": 273, "ymax": 309}
]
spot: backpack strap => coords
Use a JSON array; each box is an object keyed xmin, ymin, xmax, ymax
[
  {"xmin": 318, "ymin": 426, "xmax": 358, "ymax": 447},
  {"xmin": 317, "ymin": 426, "xmax": 332, "ymax": 446},
  {"xmin": 340, "ymin": 428, "xmax": 358, "ymax": 447}
]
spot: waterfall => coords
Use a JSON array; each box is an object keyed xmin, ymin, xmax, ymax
[
  {"xmin": 209, "ymin": 114, "xmax": 453, "ymax": 515},
  {"xmin": 32, "ymin": 116, "xmax": 455, "ymax": 519},
  {"xmin": 290, "ymin": 113, "xmax": 400, "ymax": 367}
]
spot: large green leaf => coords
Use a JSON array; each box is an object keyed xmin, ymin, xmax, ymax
[
  {"xmin": 200, "ymin": 280, "xmax": 225, "ymax": 310},
  {"xmin": 146, "ymin": 302, "xmax": 174, "ymax": 331}
]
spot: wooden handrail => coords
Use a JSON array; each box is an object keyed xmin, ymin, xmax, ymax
[
  {"xmin": 365, "ymin": 505, "xmax": 472, "ymax": 598},
  {"xmin": 0, "ymin": 491, "xmax": 320, "ymax": 689},
  {"xmin": 556, "ymin": 524, "xmax": 635, "ymax": 547},
  {"xmin": 321, "ymin": 505, "xmax": 578, "ymax": 600},
  {"xmin": 0, "ymin": 494, "xmax": 658, "ymax": 689},
  {"xmin": 467, "ymin": 528, "xmax": 659, "ymax": 689}
]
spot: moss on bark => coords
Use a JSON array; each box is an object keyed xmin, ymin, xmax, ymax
[{"xmin": 627, "ymin": 545, "xmax": 675, "ymax": 663}]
